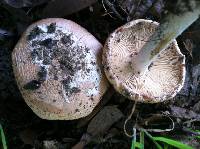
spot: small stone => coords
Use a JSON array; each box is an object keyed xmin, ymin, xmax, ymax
[
  {"xmin": 47, "ymin": 23, "xmax": 56, "ymax": 33},
  {"xmin": 27, "ymin": 26, "xmax": 43, "ymax": 40}
]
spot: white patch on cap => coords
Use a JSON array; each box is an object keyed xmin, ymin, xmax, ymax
[{"xmin": 28, "ymin": 23, "xmax": 101, "ymax": 101}]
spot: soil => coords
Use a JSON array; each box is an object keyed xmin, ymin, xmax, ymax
[{"xmin": 0, "ymin": 0, "xmax": 200, "ymax": 149}]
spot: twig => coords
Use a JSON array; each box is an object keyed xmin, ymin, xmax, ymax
[
  {"xmin": 144, "ymin": 114, "xmax": 175, "ymax": 132},
  {"xmin": 124, "ymin": 101, "xmax": 138, "ymax": 137},
  {"xmin": 129, "ymin": 0, "xmax": 142, "ymax": 19},
  {"xmin": 103, "ymin": 0, "xmax": 124, "ymax": 20},
  {"xmin": 101, "ymin": 0, "xmax": 116, "ymax": 19}
]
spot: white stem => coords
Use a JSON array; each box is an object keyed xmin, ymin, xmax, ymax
[{"xmin": 132, "ymin": 1, "xmax": 200, "ymax": 75}]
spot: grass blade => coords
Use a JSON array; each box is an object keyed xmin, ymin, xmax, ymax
[
  {"xmin": 141, "ymin": 129, "xmax": 163, "ymax": 149},
  {"xmin": 0, "ymin": 124, "xmax": 7, "ymax": 149},
  {"xmin": 153, "ymin": 137, "xmax": 193, "ymax": 149},
  {"xmin": 140, "ymin": 130, "xmax": 144, "ymax": 149},
  {"xmin": 131, "ymin": 128, "xmax": 145, "ymax": 149},
  {"xmin": 131, "ymin": 128, "xmax": 137, "ymax": 149}
]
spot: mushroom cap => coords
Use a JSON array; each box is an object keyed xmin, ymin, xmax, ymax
[
  {"xmin": 102, "ymin": 19, "xmax": 185, "ymax": 103},
  {"xmin": 12, "ymin": 18, "xmax": 109, "ymax": 120}
]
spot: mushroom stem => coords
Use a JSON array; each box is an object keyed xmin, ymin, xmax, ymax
[{"xmin": 132, "ymin": 1, "xmax": 200, "ymax": 75}]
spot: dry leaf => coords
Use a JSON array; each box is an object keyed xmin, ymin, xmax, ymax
[
  {"xmin": 3, "ymin": 0, "xmax": 48, "ymax": 8},
  {"xmin": 87, "ymin": 105, "xmax": 124, "ymax": 136},
  {"xmin": 19, "ymin": 129, "xmax": 37, "ymax": 145},
  {"xmin": 43, "ymin": 140, "xmax": 58, "ymax": 149},
  {"xmin": 183, "ymin": 39, "xmax": 193, "ymax": 58},
  {"xmin": 170, "ymin": 105, "xmax": 200, "ymax": 120},
  {"xmin": 42, "ymin": 0, "xmax": 97, "ymax": 17},
  {"xmin": 72, "ymin": 106, "xmax": 123, "ymax": 149}
]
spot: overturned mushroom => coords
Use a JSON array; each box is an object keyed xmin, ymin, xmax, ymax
[
  {"xmin": 103, "ymin": 1, "xmax": 200, "ymax": 103},
  {"xmin": 12, "ymin": 18, "xmax": 109, "ymax": 120},
  {"xmin": 102, "ymin": 19, "xmax": 185, "ymax": 103}
]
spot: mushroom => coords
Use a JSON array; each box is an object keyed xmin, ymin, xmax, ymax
[
  {"xmin": 102, "ymin": 1, "xmax": 200, "ymax": 103},
  {"xmin": 12, "ymin": 18, "xmax": 109, "ymax": 120},
  {"xmin": 102, "ymin": 19, "xmax": 185, "ymax": 103}
]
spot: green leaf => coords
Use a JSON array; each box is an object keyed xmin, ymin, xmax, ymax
[
  {"xmin": 153, "ymin": 137, "xmax": 193, "ymax": 149},
  {"xmin": 140, "ymin": 131, "xmax": 144, "ymax": 149},
  {"xmin": 0, "ymin": 124, "xmax": 7, "ymax": 149},
  {"xmin": 131, "ymin": 128, "xmax": 137, "ymax": 149},
  {"xmin": 131, "ymin": 129, "xmax": 145, "ymax": 149},
  {"xmin": 142, "ymin": 129, "xmax": 163, "ymax": 149}
]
